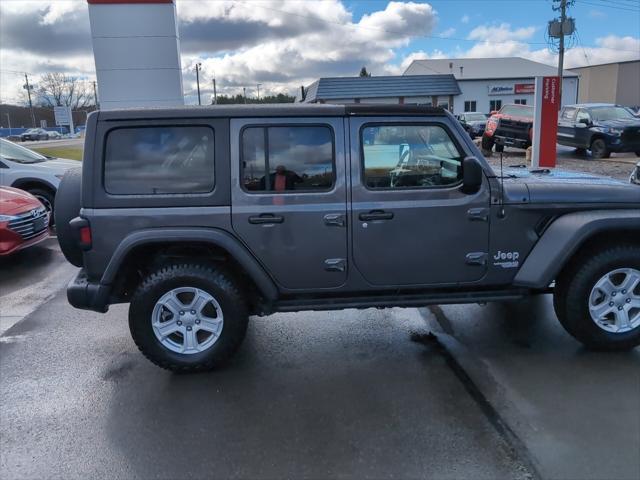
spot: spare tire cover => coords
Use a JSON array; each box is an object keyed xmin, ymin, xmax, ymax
[{"xmin": 54, "ymin": 167, "xmax": 83, "ymax": 267}]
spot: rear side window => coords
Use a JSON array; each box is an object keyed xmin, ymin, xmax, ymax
[
  {"xmin": 104, "ymin": 126, "xmax": 214, "ymax": 195},
  {"xmin": 361, "ymin": 124, "xmax": 463, "ymax": 189},
  {"xmin": 241, "ymin": 126, "xmax": 335, "ymax": 192}
]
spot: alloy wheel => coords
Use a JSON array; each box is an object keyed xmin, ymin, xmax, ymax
[{"xmin": 588, "ymin": 268, "xmax": 640, "ymax": 333}]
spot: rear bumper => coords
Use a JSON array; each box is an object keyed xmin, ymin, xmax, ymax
[{"xmin": 67, "ymin": 269, "xmax": 111, "ymax": 313}]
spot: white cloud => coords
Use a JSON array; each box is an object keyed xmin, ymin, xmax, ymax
[
  {"xmin": 467, "ymin": 23, "xmax": 536, "ymax": 42},
  {"xmin": 440, "ymin": 27, "xmax": 456, "ymax": 38},
  {"xmin": 461, "ymin": 14, "xmax": 470, "ymax": 24},
  {"xmin": 588, "ymin": 9, "xmax": 606, "ymax": 19}
]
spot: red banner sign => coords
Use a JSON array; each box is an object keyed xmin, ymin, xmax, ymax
[
  {"xmin": 514, "ymin": 83, "xmax": 535, "ymax": 94},
  {"xmin": 532, "ymin": 76, "xmax": 559, "ymax": 168}
]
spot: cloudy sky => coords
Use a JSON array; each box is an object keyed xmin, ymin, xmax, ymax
[{"xmin": 1, "ymin": 0, "xmax": 639, "ymax": 105}]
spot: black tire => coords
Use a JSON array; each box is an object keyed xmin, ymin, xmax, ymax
[
  {"xmin": 555, "ymin": 244, "xmax": 640, "ymax": 351},
  {"xmin": 129, "ymin": 263, "xmax": 249, "ymax": 373},
  {"xmin": 481, "ymin": 135, "xmax": 494, "ymax": 156},
  {"xmin": 590, "ymin": 138, "xmax": 610, "ymax": 159},
  {"xmin": 635, "ymin": 151, "xmax": 640, "ymax": 157},
  {"xmin": 54, "ymin": 167, "xmax": 83, "ymax": 266},
  {"xmin": 575, "ymin": 147, "xmax": 587, "ymax": 155},
  {"xmin": 27, "ymin": 187, "xmax": 55, "ymax": 226},
  {"xmin": 494, "ymin": 143, "xmax": 504, "ymax": 153}
]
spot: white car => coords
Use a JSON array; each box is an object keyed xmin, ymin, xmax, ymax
[{"xmin": 0, "ymin": 138, "xmax": 79, "ymax": 224}]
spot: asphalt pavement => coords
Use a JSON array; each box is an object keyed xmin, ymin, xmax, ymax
[{"xmin": 1, "ymin": 244, "xmax": 639, "ymax": 479}]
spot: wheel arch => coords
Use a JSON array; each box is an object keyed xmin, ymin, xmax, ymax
[
  {"xmin": 11, "ymin": 177, "xmax": 56, "ymax": 194},
  {"xmin": 513, "ymin": 210, "xmax": 640, "ymax": 289},
  {"xmin": 103, "ymin": 228, "xmax": 279, "ymax": 306}
]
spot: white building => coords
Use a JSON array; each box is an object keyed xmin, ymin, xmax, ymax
[{"xmin": 403, "ymin": 57, "xmax": 579, "ymax": 115}]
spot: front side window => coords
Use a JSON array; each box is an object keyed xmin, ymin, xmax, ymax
[
  {"xmin": 0, "ymin": 138, "xmax": 47, "ymax": 164},
  {"xmin": 104, "ymin": 126, "xmax": 214, "ymax": 195},
  {"xmin": 561, "ymin": 107, "xmax": 576, "ymax": 121},
  {"xmin": 361, "ymin": 125, "xmax": 463, "ymax": 189},
  {"xmin": 576, "ymin": 109, "xmax": 591, "ymax": 123},
  {"xmin": 242, "ymin": 125, "xmax": 334, "ymax": 192}
]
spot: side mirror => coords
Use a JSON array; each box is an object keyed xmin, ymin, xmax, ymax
[
  {"xmin": 462, "ymin": 156, "xmax": 483, "ymax": 194},
  {"xmin": 578, "ymin": 118, "xmax": 590, "ymax": 126}
]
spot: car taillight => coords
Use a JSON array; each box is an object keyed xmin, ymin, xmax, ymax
[{"xmin": 79, "ymin": 226, "xmax": 92, "ymax": 248}]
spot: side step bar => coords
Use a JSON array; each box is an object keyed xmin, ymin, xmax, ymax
[{"xmin": 273, "ymin": 289, "xmax": 530, "ymax": 313}]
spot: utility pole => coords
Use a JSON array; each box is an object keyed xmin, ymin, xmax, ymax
[
  {"xmin": 23, "ymin": 73, "xmax": 36, "ymax": 127},
  {"xmin": 256, "ymin": 83, "xmax": 262, "ymax": 102},
  {"xmin": 557, "ymin": 0, "xmax": 566, "ymax": 102},
  {"xmin": 243, "ymin": 87, "xmax": 247, "ymax": 104},
  {"xmin": 5, "ymin": 113, "xmax": 11, "ymax": 135},
  {"xmin": 212, "ymin": 78, "xmax": 217, "ymax": 105},
  {"xmin": 92, "ymin": 81, "xmax": 99, "ymax": 109},
  {"xmin": 195, "ymin": 63, "xmax": 202, "ymax": 105}
]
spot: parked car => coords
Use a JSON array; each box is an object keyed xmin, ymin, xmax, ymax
[
  {"xmin": 20, "ymin": 128, "xmax": 50, "ymax": 141},
  {"xmin": 631, "ymin": 161, "xmax": 640, "ymax": 185},
  {"xmin": 557, "ymin": 103, "xmax": 640, "ymax": 159},
  {"xmin": 0, "ymin": 186, "xmax": 49, "ymax": 255},
  {"xmin": 54, "ymin": 105, "xmax": 640, "ymax": 372},
  {"xmin": 482, "ymin": 104, "xmax": 534, "ymax": 154},
  {"xmin": 0, "ymin": 138, "xmax": 78, "ymax": 223},
  {"xmin": 456, "ymin": 112, "xmax": 487, "ymax": 138},
  {"xmin": 46, "ymin": 130, "xmax": 63, "ymax": 140}
]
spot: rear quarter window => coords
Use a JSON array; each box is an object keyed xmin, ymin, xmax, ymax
[{"xmin": 104, "ymin": 126, "xmax": 215, "ymax": 195}]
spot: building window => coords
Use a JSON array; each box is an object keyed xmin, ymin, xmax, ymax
[
  {"xmin": 241, "ymin": 126, "xmax": 335, "ymax": 193},
  {"xmin": 361, "ymin": 124, "xmax": 463, "ymax": 189},
  {"xmin": 489, "ymin": 100, "xmax": 502, "ymax": 112},
  {"xmin": 464, "ymin": 100, "xmax": 477, "ymax": 112},
  {"xmin": 514, "ymin": 99, "xmax": 527, "ymax": 105},
  {"xmin": 104, "ymin": 126, "xmax": 214, "ymax": 195}
]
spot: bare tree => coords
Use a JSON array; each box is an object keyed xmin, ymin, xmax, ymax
[{"xmin": 36, "ymin": 73, "xmax": 93, "ymax": 109}]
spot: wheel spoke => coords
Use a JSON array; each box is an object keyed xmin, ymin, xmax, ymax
[
  {"xmin": 620, "ymin": 271, "xmax": 640, "ymax": 294},
  {"xmin": 597, "ymin": 277, "xmax": 617, "ymax": 296},
  {"xmin": 590, "ymin": 301, "xmax": 614, "ymax": 320},
  {"xmin": 614, "ymin": 309, "xmax": 631, "ymax": 330},
  {"xmin": 182, "ymin": 328, "xmax": 198, "ymax": 352},
  {"xmin": 190, "ymin": 290, "xmax": 209, "ymax": 314},
  {"xmin": 155, "ymin": 320, "xmax": 180, "ymax": 338},
  {"xmin": 163, "ymin": 292, "xmax": 185, "ymax": 315},
  {"xmin": 198, "ymin": 317, "xmax": 222, "ymax": 334}
]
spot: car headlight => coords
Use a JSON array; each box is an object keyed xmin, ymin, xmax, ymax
[{"xmin": 0, "ymin": 214, "xmax": 19, "ymax": 222}]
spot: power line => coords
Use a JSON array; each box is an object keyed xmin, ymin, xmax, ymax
[{"xmin": 577, "ymin": 0, "xmax": 640, "ymax": 12}]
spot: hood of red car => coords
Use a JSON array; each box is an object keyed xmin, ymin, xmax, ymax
[{"xmin": 0, "ymin": 186, "xmax": 42, "ymax": 216}]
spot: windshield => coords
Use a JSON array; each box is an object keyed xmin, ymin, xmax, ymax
[
  {"xmin": 499, "ymin": 105, "xmax": 534, "ymax": 118},
  {"xmin": 465, "ymin": 113, "xmax": 487, "ymax": 121},
  {"xmin": 0, "ymin": 139, "xmax": 47, "ymax": 164},
  {"xmin": 590, "ymin": 106, "xmax": 635, "ymax": 121}
]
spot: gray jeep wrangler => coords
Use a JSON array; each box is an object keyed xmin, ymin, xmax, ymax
[{"xmin": 55, "ymin": 104, "xmax": 640, "ymax": 372}]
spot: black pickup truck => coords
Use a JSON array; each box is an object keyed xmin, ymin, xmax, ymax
[{"xmin": 481, "ymin": 104, "xmax": 533, "ymax": 154}]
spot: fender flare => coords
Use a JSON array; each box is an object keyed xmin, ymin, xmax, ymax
[
  {"xmin": 513, "ymin": 210, "xmax": 640, "ymax": 289},
  {"xmin": 101, "ymin": 227, "xmax": 278, "ymax": 301}
]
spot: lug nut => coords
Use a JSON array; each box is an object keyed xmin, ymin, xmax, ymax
[
  {"xmin": 179, "ymin": 311, "xmax": 184, "ymax": 315},
  {"xmin": 187, "ymin": 326, "xmax": 192, "ymax": 331},
  {"xmin": 195, "ymin": 319, "xmax": 200, "ymax": 324},
  {"xmin": 622, "ymin": 290, "xmax": 627, "ymax": 294},
  {"xmin": 177, "ymin": 320, "xmax": 182, "ymax": 326},
  {"xmin": 612, "ymin": 292, "xmax": 617, "ymax": 297},
  {"xmin": 191, "ymin": 310, "xmax": 196, "ymax": 314},
  {"xmin": 609, "ymin": 302, "xmax": 615, "ymax": 307},
  {"xmin": 626, "ymin": 298, "xmax": 631, "ymax": 303},
  {"xmin": 618, "ymin": 306, "xmax": 623, "ymax": 311}
]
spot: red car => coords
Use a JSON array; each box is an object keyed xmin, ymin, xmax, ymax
[
  {"xmin": 0, "ymin": 186, "xmax": 49, "ymax": 255},
  {"xmin": 481, "ymin": 104, "xmax": 534, "ymax": 153}
]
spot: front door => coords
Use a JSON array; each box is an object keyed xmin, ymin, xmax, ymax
[
  {"xmin": 349, "ymin": 117, "xmax": 490, "ymax": 286},
  {"xmin": 558, "ymin": 106, "xmax": 578, "ymax": 146},
  {"xmin": 231, "ymin": 118, "xmax": 347, "ymax": 290}
]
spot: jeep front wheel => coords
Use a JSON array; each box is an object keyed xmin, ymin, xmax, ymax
[
  {"xmin": 129, "ymin": 264, "xmax": 248, "ymax": 372},
  {"xmin": 555, "ymin": 245, "xmax": 640, "ymax": 351}
]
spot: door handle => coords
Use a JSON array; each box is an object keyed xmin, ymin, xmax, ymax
[
  {"xmin": 359, "ymin": 210, "xmax": 394, "ymax": 222},
  {"xmin": 323, "ymin": 213, "xmax": 345, "ymax": 227},
  {"xmin": 248, "ymin": 214, "xmax": 284, "ymax": 225}
]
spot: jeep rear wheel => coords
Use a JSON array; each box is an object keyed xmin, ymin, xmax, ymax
[
  {"xmin": 590, "ymin": 138, "xmax": 610, "ymax": 159},
  {"xmin": 555, "ymin": 245, "xmax": 640, "ymax": 351},
  {"xmin": 129, "ymin": 264, "xmax": 248, "ymax": 372}
]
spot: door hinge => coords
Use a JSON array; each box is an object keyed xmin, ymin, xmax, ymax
[
  {"xmin": 465, "ymin": 252, "xmax": 488, "ymax": 266},
  {"xmin": 467, "ymin": 207, "xmax": 490, "ymax": 222},
  {"xmin": 324, "ymin": 258, "xmax": 346, "ymax": 272},
  {"xmin": 324, "ymin": 213, "xmax": 346, "ymax": 227}
]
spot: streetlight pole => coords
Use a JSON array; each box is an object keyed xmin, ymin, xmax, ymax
[
  {"xmin": 243, "ymin": 87, "xmax": 247, "ymax": 104},
  {"xmin": 212, "ymin": 77, "xmax": 217, "ymax": 105},
  {"xmin": 257, "ymin": 83, "xmax": 262, "ymax": 102},
  {"xmin": 195, "ymin": 63, "xmax": 202, "ymax": 106},
  {"xmin": 557, "ymin": 0, "xmax": 566, "ymax": 103},
  {"xmin": 5, "ymin": 113, "xmax": 11, "ymax": 135},
  {"xmin": 23, "ymin": 73, "xmax": 36, "ymax": 127}
]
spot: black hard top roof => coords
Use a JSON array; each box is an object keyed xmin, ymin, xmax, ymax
[{"xmin": 97, "ymin": 103, "xmax": 447, "ymax": 121}]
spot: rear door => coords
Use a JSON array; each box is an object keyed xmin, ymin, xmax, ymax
[
  {"xmin": 557, "ymin": 106, "xmax": 577, "ymax": 146},
  {"xmin": 231, "ymin": 117, "xmax": 348, "ymax": 290},
  {"xmin": 349, "ymin": 117, "xmax": 491, "ymax": 286}
]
